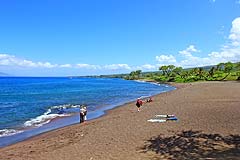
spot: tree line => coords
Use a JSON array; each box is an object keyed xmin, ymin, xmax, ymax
[{"xmin": 124, "ymin": 62, "xmax": 240, "ymax": 83}]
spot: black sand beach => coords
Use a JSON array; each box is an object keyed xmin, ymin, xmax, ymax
[{"xmin": 0, "ymin": 81, "xmax": 240, "ymax": 160}]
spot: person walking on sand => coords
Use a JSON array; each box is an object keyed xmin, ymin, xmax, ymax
[
  {"xmin": 136, "ymin": 98, "xmax": 143, "ymax": 112},
  {"xmin": 80, "ymin": 105, "xmax": 87, "ymax": 123}
]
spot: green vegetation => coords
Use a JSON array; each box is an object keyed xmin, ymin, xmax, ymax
[{"xmin": 124, "ymin": 62, "xmax": 240, "ymax": 83}]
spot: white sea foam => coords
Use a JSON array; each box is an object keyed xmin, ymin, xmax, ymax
[
  {"xmin": 134, "ymin": 80, "xmax": 146, "ymax": 83},
  {"xmin": 24, "ymin": 113, "xmax": 69, "ymax": 127},
  {"xmin": 23, "ymin": 105, "xmax": 75, "ymax": 127},
  {"xmin": 50, "ymin": 104, "xmax": 81, "ymax": 110},
  {"xmin": 139, "ymin": 95, "xmax": 151, "ymax": 99},
  {"xmin": 0, "ymin": 129, "xmax": 23, "ymax": 137},
  {"xmin": 23, "ymin": 104, "xmax": 82, "ymax": 128}
]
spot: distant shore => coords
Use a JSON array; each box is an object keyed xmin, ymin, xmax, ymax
[{"xmin": 0, "ymin": 81, "xmax": 240, "ymax": 160}]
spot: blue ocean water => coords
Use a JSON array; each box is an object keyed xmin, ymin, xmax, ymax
[{"xmin": 0, "ymin": 77, "xmax": 175, "ymax": 147}]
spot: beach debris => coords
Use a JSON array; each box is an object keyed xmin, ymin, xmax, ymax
[{"xmin": 148, "ymin": 114, "xmax": 178, "ymax": 123}]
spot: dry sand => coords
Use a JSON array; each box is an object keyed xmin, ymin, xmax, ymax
[{"xmin": 0, "ymin": 81, "xmax": 240, "ymax": 160}]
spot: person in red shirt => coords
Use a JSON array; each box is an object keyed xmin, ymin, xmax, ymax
[{"xmin": 136, "ymin": 98, "xmax": 143, "ymax": 112}]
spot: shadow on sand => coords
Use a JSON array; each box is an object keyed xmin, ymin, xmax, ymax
[{"xmin": 140, "ymin": 130, "xmax": 240, "ymax": 160}]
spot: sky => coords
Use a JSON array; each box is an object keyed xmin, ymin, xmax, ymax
[{"xmin": 0, "ymin": 0, "xmax": 240, "ymax": 76}]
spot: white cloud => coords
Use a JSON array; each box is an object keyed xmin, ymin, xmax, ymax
[
  {"xmin": 236, "ymin": 0, "xmax": 240, "ymax": 4},
  {"xmin": 156, "ymin": 55, "xmax": 176, "ymax": 63},
  {"xmin": 103, "ymin": 64, "xmax": 131, "ymax": 70},
  {"xmin": 179, "ymin": 56, "xmax": 215, "ymax": 68},
  {"xmin": 76, "ymin": 64, "xmax": 101, "ymax": 70},
  {"xmin": 59, "ymin": 64, "xmax": 72, "ymax": 68},
  {"xmin": 133, "ymin": 64, "xmax": 157, "ymax": 71},
  {"xmin": 3, "ymin": 17, "xmax": 240, "ymax": 75},
  {"xmin": 205, "ymin": 17, "xmax": 240, "ymax": 64},
  {"xmin": 0, "ymin": 54, "xmax": 152, "ymax": 73},
  {"xmin": 140, "ymin": 64, "xmax": 157, "ymax": 70},
  {"xmin": 179, "ymin": 45, "xmax": 200, "ymax": 57},
  {"xmin": 0, "ymin": 54, "xmax": 57, "ymax": 68},
  {"xmin": 155, "ymin": 17, "xmax": 240, "ymax": 68},
  {"xmin": 229, "ymin": 17, "xmax": 240, "ymax": 46}
]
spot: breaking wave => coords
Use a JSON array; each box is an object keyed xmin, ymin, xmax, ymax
[
  {"xmin": 0, "ymin": 129, "xmax": 23, "ymax": 137},
  {"xmin": 23, "ymin": 104, "xmax": 81, "ymax": 127}
]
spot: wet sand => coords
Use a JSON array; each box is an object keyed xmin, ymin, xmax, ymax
[{"xmin": 0, "ymin": 81, "xmax": 240, "ymax": 160}]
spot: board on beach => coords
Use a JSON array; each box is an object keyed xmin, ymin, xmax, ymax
[
  {"xmin": 147, "ymin": 119, "xmax": 167, "ymax": 123},
  {"xmin": 155, "ymin": 114, "xmax": 175, "ymax": 118},
  {"xmin": 148, "ymin": 114, "xmax": 178, "ymax": 123}
]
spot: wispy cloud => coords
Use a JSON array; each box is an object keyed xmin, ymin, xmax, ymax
[
  {"xmin": 228, "ymin": 17, "xmax": 240, "ymax": 46},
  {"xmin": 156, "ymin": 55, "xmax": 176, "ymax": 64},
  {"xmin": 2, "ymin": 17, "xmax": 240, "ymax": 75},
  {"xmin": 140, "ymin": 64, "xmax": 157, "ymax": 70},
  {"xmin": 103, "ymin": 64, "xmax": 131, "ymax": 70},
  {"xmin": 0, "ymin": 54, "xmax": 58, "ymax": 68},
  {"xmin": 179, "ymin": 45, "xmax": 200, "ymax": 57},
  {"xmin": 0, "ymin": 54, "xmax": 135, "ymax": 72},
  {"xmin": 76, "ymin": 64, "xmax": 101, "ymax": 70},
  {"xmin": 59, "ymin": 64, "xmax": 72, "ymax": 68},
  {"xmin": 155, "ymin": 17, "xmax": 240, "ymax": 68}
]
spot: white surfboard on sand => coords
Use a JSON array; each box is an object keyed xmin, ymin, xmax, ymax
[
  {"xmin": 147, "ymin": 119, "xmax": 167, "ymax": 123},
  {"xmin": 155, "ymin": 114, "xmax": 175, "ymax": 118}
]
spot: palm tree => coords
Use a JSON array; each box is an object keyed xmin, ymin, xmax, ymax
[
  {"xmin": 216, "ymin": 62, "xmax": 225, "ymax": 71},
  {"xmin": 208, "ymin": 67, "xmax": 215, "ymax": 78},
  {"xmin": 129, "ymin": 71, "xmax": 136, "ymax": 80},
  {"xmin": 236, "ymin": 62, "xmax": 240, "ymax": 70},
  {"xmin": 197, "ymin": 67, "xmax": 205, "ymax": 80},
  {"xmin": 135, "ymin": 70, "xmax": 142, "ymax": 79},
  {"xmin": 192, "ymin": 68, "xmax": 199, "ymax": 76},
  {"xmin": 224, "ymin": 62, "xmax": 233, "ymax": 73},
  {"xmin": 168, "ymin": 65, "xmax": 175, "ymax": 76},
  {"xmin": 180, "ymin": 70, "xmax": 189, "ymax": 80},
  {"xmin": 159, "ymin": 66, "xmax": 168, "ymax": 76},
  {"xmin": 220, "ymin": 62, "xmax": 233, "ymax": 80},
  {"xmin": 173, "ymin": 67, "xmax": 183, "ymax": 76},
  {"xmin": 236, "ymin": 62, "xmax": 240, "ymax": 80},
  {"xmin": 236, "ymin": 71, "xmax": 240, "ymax": 80}
]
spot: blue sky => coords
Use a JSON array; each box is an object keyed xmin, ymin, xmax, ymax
[{"xmin": 0, "ymin": 0, "xmax": 240, "ymax": 76}]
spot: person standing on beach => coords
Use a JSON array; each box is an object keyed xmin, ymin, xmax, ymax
[
  {"xmin": 80, "ymin": 105, "xmax": 87, "ymax": 123},
  {"xmin": 136, "ymin": 98, "xmax": 143, "ymax": 112},
  {"xmin": 83, "ymin": 106, "xmax": 87, "ymax": 121}
]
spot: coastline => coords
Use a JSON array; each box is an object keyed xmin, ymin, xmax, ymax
[
  {"xmin": 0, "ymin": 80, "xmax": 175, "ymax": 148},
  {"xmin": 0, "ymin": 81, "xmax": 240, "ymax": 159}
]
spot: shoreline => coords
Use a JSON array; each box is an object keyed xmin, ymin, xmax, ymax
[
  {"xmin": 0, "ymin": 81, "xmax": 175, "ymax": 148},
  {"xmin": 0, "ymin": 81, "xmax": 239, "ymax": 159}
]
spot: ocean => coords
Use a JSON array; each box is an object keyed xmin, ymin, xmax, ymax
[{"xmin": 0, "ymin": 77, "xmax": 175, "ymax": 147}]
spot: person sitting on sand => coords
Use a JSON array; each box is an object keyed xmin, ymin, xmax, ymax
[
  {"xmin": 80, "ymin": 105, "xmax": 87, "ymax": 123},
  {"xmin": 136, "ymin": 98, "xmax": 143, "ymax": 112},
  {"xmin": 146, "ymin": 97, "xmax": 153, "ymax": 103}
]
